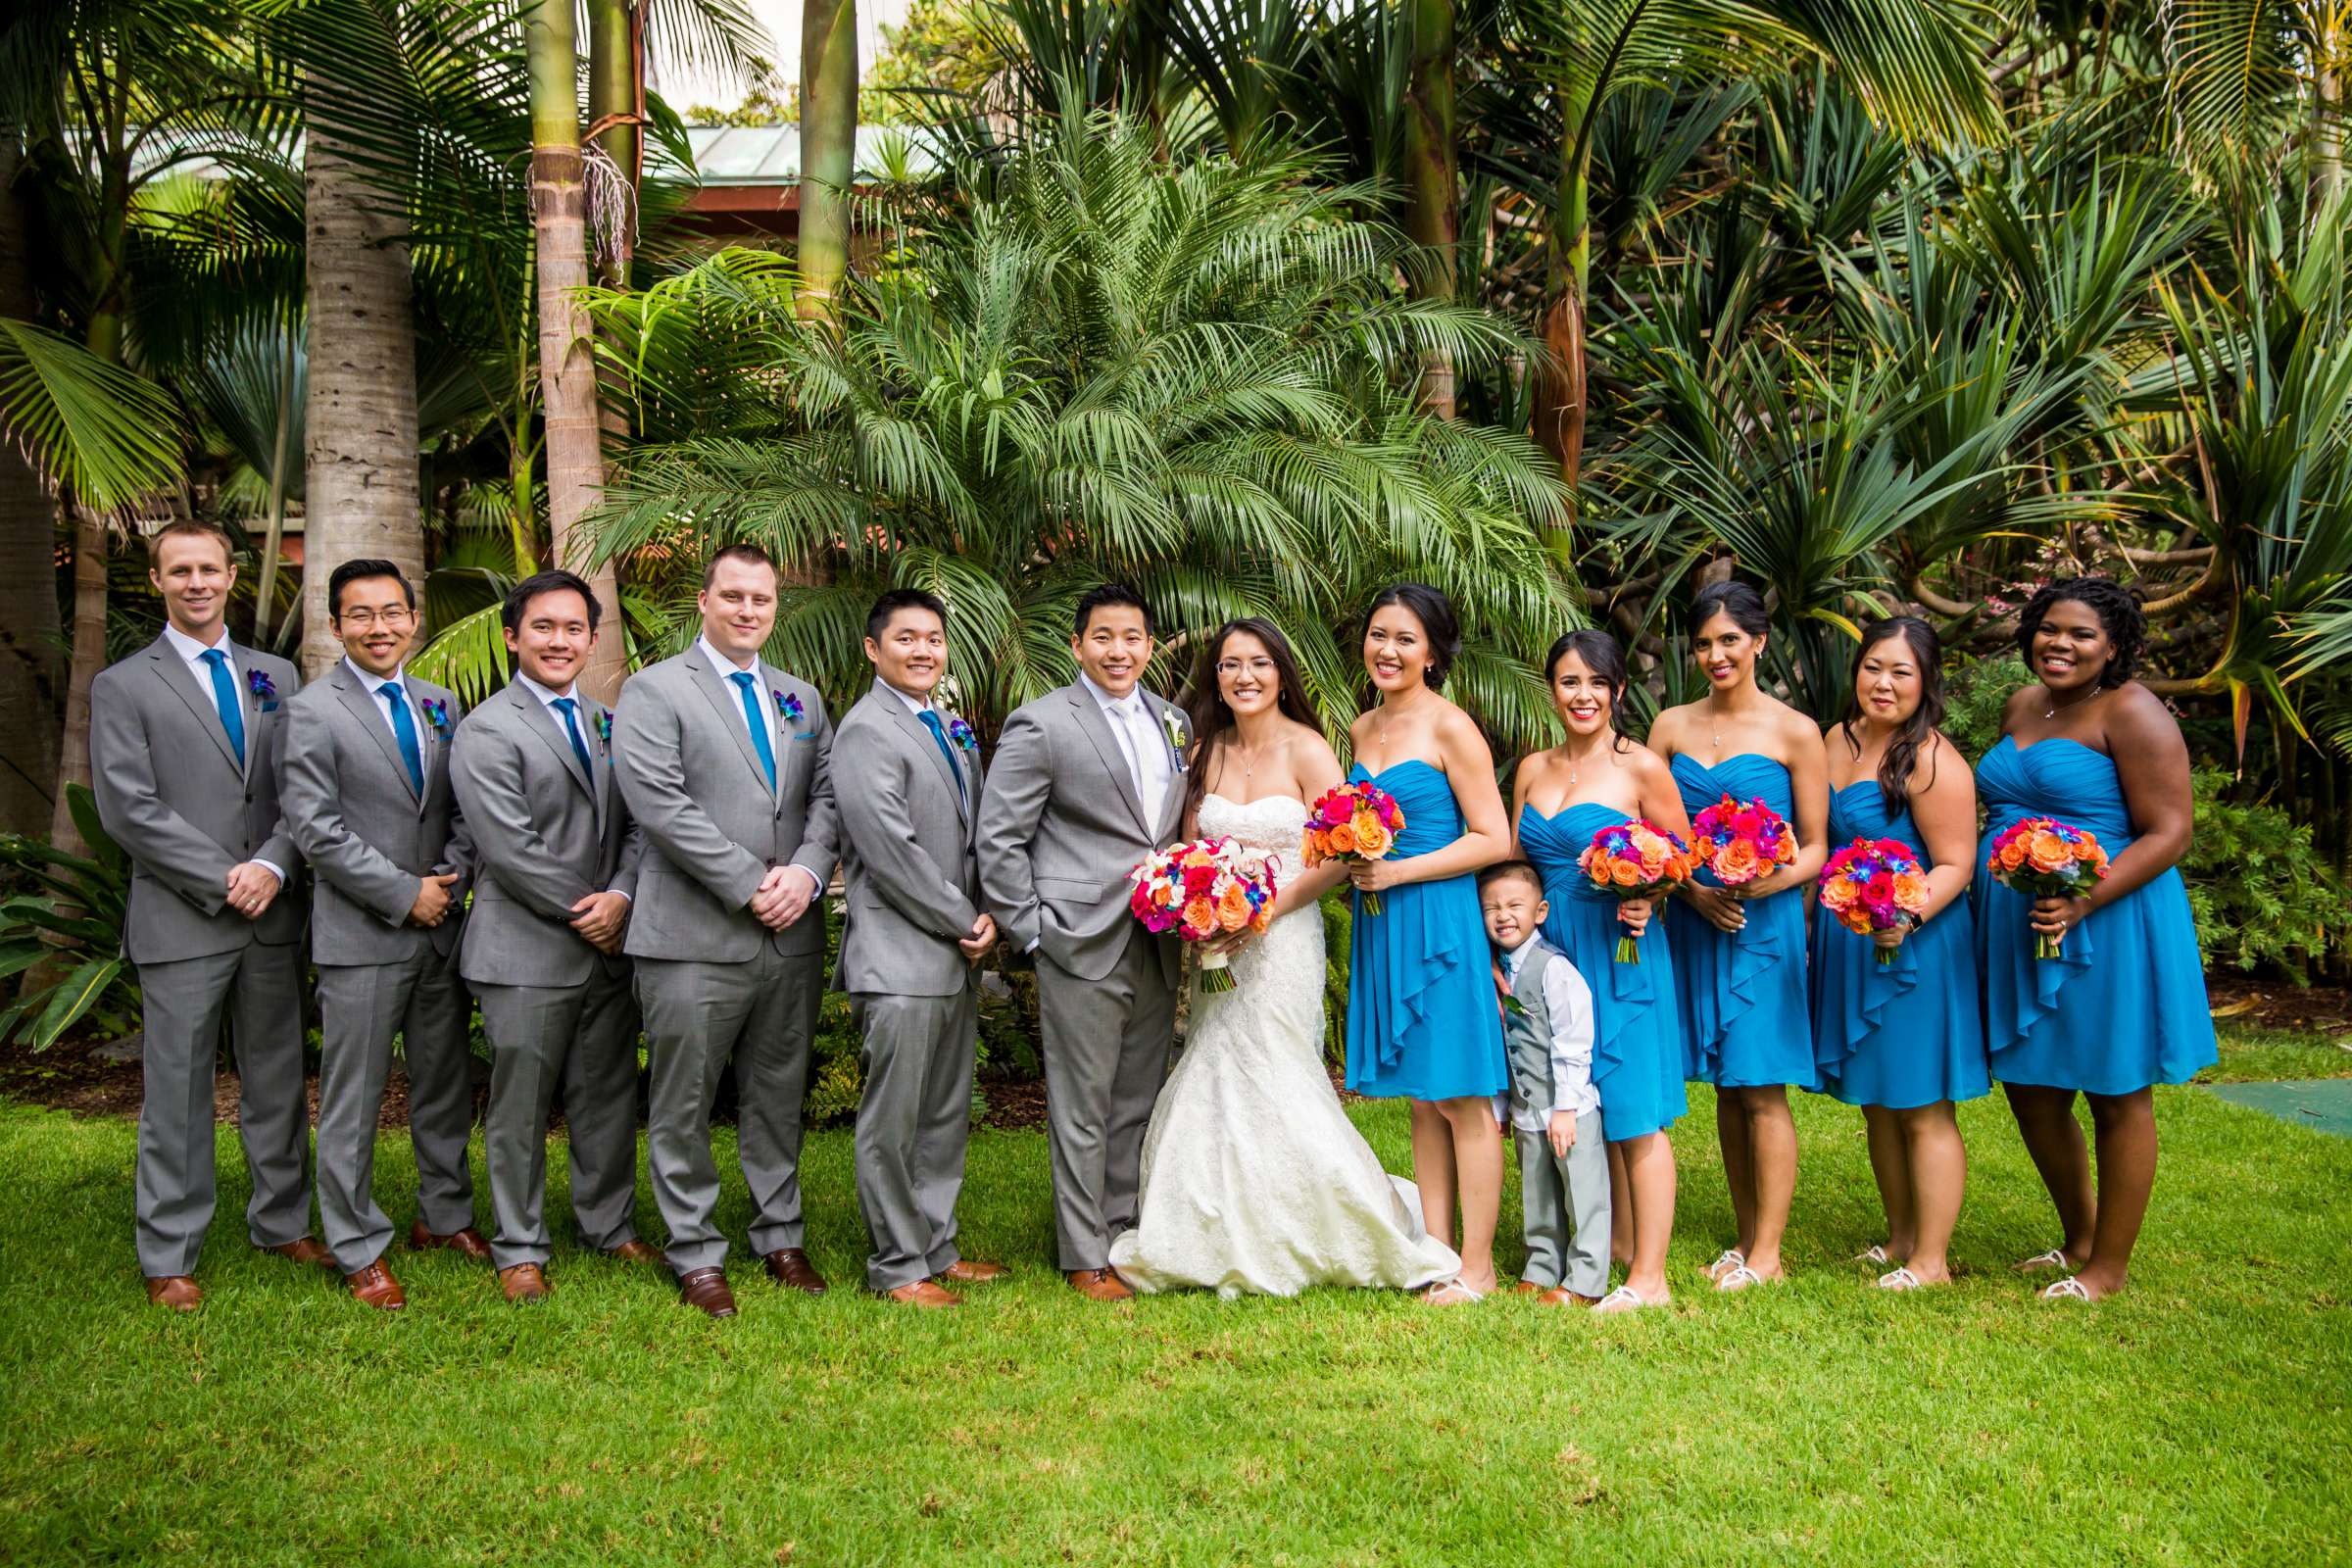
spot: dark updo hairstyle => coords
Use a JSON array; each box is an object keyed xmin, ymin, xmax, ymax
[
  {"xmin": 1688, "ymin": 578, "xmax": 1771, "ymax": 641},
  {"xmin": 1365, "ymin": 583, "xmax": 1460, "ymax": 690},
  {"xmin": 2014, "ymin": 575, "xmax": 2145, "ymax": 689},
  {"xmin": 1544, "ymin": 629, "xmax": 1635, "ymax": 752},
  {"xmin": 1839, "ymin": 616, "xmax": 1945, "ymax": 818}
]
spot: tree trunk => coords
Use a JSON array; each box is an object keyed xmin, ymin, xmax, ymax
[
  {"xmin": 528, "ymin": 0, "xmax": 627, "ymax": 703},
  {"xmin": 301, "ymin": 89, "xmax": 422, "ymax": 678},
  {"xmin": 1532, "ymin": 118, "xmax": 1591, "ymax": 496},
  {"xmin": 797, "ymin": 0, "xmax": 859, "ymax": 319},
  {"xmin": 48, "ymin": 507, "xmax": 107, "ymax": 857},
  {"xmin": 1400, "ymin": 0, "xmax": 1457, "ymax": 417},
  {"xmin": 586, "ymin": 0, "xmax": 641, "ymax": 289},
  {"xmin": 0, "ymin": 129, "xmax": 63, "ymax": 838}
]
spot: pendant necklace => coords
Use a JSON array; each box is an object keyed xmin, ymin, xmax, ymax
[{"xmin": 2043, "ymin": 684, "xmax": 2100, "ymax": 721}]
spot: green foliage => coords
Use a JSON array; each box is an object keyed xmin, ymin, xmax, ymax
[
  {"xmin": 1320, "ymin": 888, "xmax": 1352, "ymax": 1064},
  {"xmin": 0, "ymin": 786, "xmax": 138, "ymax": 1051},
  {"xmin": 1943, "ymin": 652, "xmax": 2026, "ymax": 763},
  {"xmin": 2183, "ymin": 768, "xmax": 2350, "ymax": 983}
]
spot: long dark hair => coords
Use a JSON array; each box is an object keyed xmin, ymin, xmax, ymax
[
  {"xmin": 1180, "ymin": 618, "xmax": 1319, "ymax": 829},
  {"xmin": 1839, "ymin": 616, "xmax": 1945, "ymax": 818},
  {"xmin": 1544, "ymin": 629, "xmax": 1635, "ymax": 754},
  {"xmin": 2015, "ymin": 575, "xmax": 2145, "ymax": 689},
  {"xmin": 1365, "ymin": 583, "xmax": 1460, "ymax": 690}
]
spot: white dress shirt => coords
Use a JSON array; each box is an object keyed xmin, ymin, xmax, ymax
[
  {"xmin": 1078, "ymin": 671, "xmax": 1172, "ymax": 827},
  {"xmin": 694, "ymin": 636, "xmax": 816, "ymax": 897},
  {"xmin": 347, "ymin": 657, "xmax": 420, "ymax": 742},
  {"xmin": 882, "ymin": 679, "xmax": 932, "ymax": 716},
  {"xmin": 1493, "ymin": 934, "xmax": 1599, "ymax": 1130},
  {"xmin": 515, "ymin": 672, "xmax": 628, "ymax": 901},
  {"xmin": 161, "ymin": 621, "xmax": 283, "ymax": 886}
]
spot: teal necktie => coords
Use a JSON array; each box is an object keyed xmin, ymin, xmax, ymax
[
  {"xmin": 728, "ymin": 670, "xmax": 777, "ymax": 789},
  {"xmin": 917, "ymin": 710, "xmax": 965, "ymax": 802},
  {"xmin": 551, "ymin": 696, "xmax": 594, "ymax": 776},
  {"xmin": 199, "ymin": 649, "xmax": 245, "ymax": 767},
  {"xmin": 377, "ymin": 680, "xmax": 424, "ymax": 794}
]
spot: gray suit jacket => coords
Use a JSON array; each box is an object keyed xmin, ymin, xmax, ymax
[
  {"xmin": 279, "ymin": 661, "xmax": 472, "ymax": 966},
  {"xmin": 612, "ymin": 650, "xmax": 839, "ymax": 963},
  {"xmin": 450, "ymin": 677, "xmax": 645, "ymax": 990},
  {"xmin": 832, "ymin": 680, "xmax": 986, "ymax": 997},
  {"xmin": 91, "ymin": 635, "xmax": 307, "ymax": 964},
  {"xmin": 976, "ymin": 681, "xmax": 1188, "ymax": 984}
]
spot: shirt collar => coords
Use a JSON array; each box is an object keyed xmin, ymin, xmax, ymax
[
  {"xmin": 697, "ymin": 636, "xmax": 760, "ymax": 682},
  {"xmin": 879, "ymin": 679, "xmax": 932, "ymax": 716},
  {"xmin": 1499, "ymin": 934, "xmax": 1540, "ymax": 981},
  {"xmin": 345, "ymin": 656, "xmax": 409, "ymax": 694},
  {"xmin": 163, "ymin": 621, "xmax": 230, "ymax": 664},
  {"xmin": 1078, "ymin": 671, "xmax": 1144, "ymax": 714},
  {"xmin": 516, "ymin": 672, "xmax": 577, "ymax": 709}
]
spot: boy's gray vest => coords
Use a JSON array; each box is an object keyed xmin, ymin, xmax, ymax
[{"xmin": 1501, "ymin": 937, "xmax": 1565, "ymax": 1122}]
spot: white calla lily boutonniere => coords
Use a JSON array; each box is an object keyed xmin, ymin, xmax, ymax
[{"xmin": 1161, "ymin": 708, "xmax": 1190, "ymax": 772}]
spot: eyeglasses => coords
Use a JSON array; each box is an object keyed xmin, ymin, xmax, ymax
[
  {"xmin": 335, "ymin": 608, "xmax": 414, "ymax": 630},
  {"xmin": 1215, "ymin": 659, "xmax": 1276, "ymax": 677}
]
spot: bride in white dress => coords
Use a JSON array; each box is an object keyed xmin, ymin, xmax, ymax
[{"xmin": 1109, "ymin": 620, "xmax": 1461, "ymax": 1298}]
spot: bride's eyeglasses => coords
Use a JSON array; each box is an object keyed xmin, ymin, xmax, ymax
[{"xmin": 1215, "ymin": 657, "xmax": 1278, "ymax": 678}]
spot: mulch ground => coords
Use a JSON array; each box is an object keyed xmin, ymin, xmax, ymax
[{"xmin": 2206, "ymin": 974, "xmax": 2352, "ymax": 1035}]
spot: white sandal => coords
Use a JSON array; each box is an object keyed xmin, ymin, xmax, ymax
[
  {"xmin": 1422, "ymin": 1280, "xmax": 1486, "ymax": 1307},
  {"xmin": 2013, "ymin": 1248, "xmax": 2070, "ymax": 1274},
  {"xmin": 1854, "ymin": 1245, "xmax": 1891, "ymax": 1266},
  {"xmin": 1876, "ymin": 1266, "xmax": 1923, "ymax": 1292},
  {"xmin": 2040, "ymin": 1276, "xmax": 2093, "ymax": 1301},
  {"xmin": 1700, "ymin": 1248, "xmax": 1746, "ymax": 1282},
  {"xmin": 1593, "ymin": 1285, "xmax": 1654, "ymax": 1314},
  {"xmin": 1714, "ymin": 1263, "xmax": 1768, "ymax": 1294}
]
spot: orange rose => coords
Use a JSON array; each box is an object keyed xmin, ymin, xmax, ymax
[
  {"xmin": 2073, "ymin": 837, "xmax": 2105, "ymax": 863},
  {"xmin": 1216, "ymin": 883, "xmax": 1250, "ymax": 930},
  {"xmin": 1998, "ymin": 839, "xmax": 2029, "ymax": 872},
  {"xmin": 1352, "ymin": 819, "xmax": 1395, "ymax": 858},
  {"xmin": 1181, "ymin": 898, "xmax": 1218, "ymax": 939},
  {"xmin": 1716, "ymin": 838, "xmax": 1761, "ymax": 881},
  {"xmin": 1328, "ymin": 822, "xmax": 1357, "ymax": 855},
  {"xmin": 1609, "ymin": 858, "xmax": 1642, "ymax": 888},
  {"xmin": 2027, "ymin": 831, "xmax": 2071, "ymax": 874},
  {"xmin": 1182, "ymin": 850, "xmax": 1216, "ymax": 870},
  {"xmin": 1891, "ymin": 869, "xmax": 1929, "ymax": 910},
  {"xmin": 1821, "ymin": 881, "xmax": 1855, "ymax": 912},
  {"xmin": 1840, "ymin": 908, "xmax": 1875, "ymax": 936}
]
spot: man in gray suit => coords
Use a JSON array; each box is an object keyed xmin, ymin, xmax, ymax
[
  {"xmin": 280, "ymin": 558, "xmax": 482, "ymax": 1311},
  {"xmin": 449, "ymin": 569, "xmax": 659, "ymax": 1305},
  {"xmin": 833, "ymin": 589, "xmax": 1004, "ymax": 1308},
  {"xmin": 977, "ymin": 584, "xmax": 1189, "ymax": 1301},
  {"xmin": 91, "ymin": 522, "xmax": 323, "ymax": 1311},
  {"xmin": 613, "ymin": 543, "xmax": 840, "ymax": 1319}
]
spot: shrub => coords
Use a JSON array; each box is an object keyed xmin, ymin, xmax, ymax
[
  {"xmin": 0, "ymin": 785, "xmax": 140, "ymax": 1051},
  {"xmin": 2184, "ymin": 769, "xmax": 2349, "ymax": 984},
  {"xmin": 1943, "ymin": 652, "xmax": 2025, "ymax": 763}
]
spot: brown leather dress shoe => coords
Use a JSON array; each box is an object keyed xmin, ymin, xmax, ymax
[
  {"xmin": 678, "ymin": 1267, "xmax": 738, "ymax": 1318},
  {"xmin": 601, "ymin": 1240, "xmax": 663, "ymax": 1265},
  {"xmin": 409, "ymin": 1221, "xmax": 492, "ymax": 1261},
  {"xmin": 762, "ymin": 1248, "xmax": 828, "ymax": 1296},
  {"xmin": 345, "ymin": 1259, "xmax": 408, "ymax": 1311},
  {"xmin": 260, "ymin": 1238, "xmax": 336, "ymax": 1270},
  {"xmin": 1512, "ymin": 1280, "xmax": 1543, "ymax": 1297},
  {"xmin": 882, "ymin": 1279, "xmax": 963, "ymax": 1308},
  {"xmin": 499, "ymin": 1262, "xmax": 551, "ymax": 1303},
  {"xmin": 937, "ymin": 1258, "xmax": 1007, "ymax": 1286},
  {"xmin": 1536, "ymin": 1287, "xmax": 1601, "ymax": 1307},
  {"xmin": 145, "ymin": 1275, "xmax": 203, "ymax": 1311},
  {"xmin": 1066, "ymin": 1267, "xmax": 1134, "ymax": 1302}
]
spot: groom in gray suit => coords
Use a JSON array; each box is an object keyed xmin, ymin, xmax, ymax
[
  {"xmin": 833, "ymin": 589, "xmax": 1004, "ymax": 1307},
  {"xmin": 613, "ymin": 543, "xmax": 840, "ymax": 1319},
  {"xmin": 91, "ymin": 522, "xmax": 323, "ymax": 1310},
  {"xmin": 449, "ymin": 569, "xmax": 659, "ymax": 1305},
  {"xmin": 978, "ymin": 584, "xmax": 1189, "ymax": 1301},
  {"xmin": 280, "ymin": 559, "xmax": 482, "ymax": 1311}
]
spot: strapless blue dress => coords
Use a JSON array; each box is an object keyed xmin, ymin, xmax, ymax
[
  {"xmin": 1343, "ymin": 760, "xmax": 1508, "ymax": 1101},
  {"xmin": 1520, "ymin": 803, "xmax": 1689, "ymax": 1141},
  {"xmin": 1665, "ymin": 753, "xmax": 1817, "ymax": 1090},
  {"xmin": 1808, "ymin": 782, "xmax": 1988, "ymax": 1108},
  {"xmin": 1975, "ymin": 737, "xmax": 2217, "ymax": 1094}
]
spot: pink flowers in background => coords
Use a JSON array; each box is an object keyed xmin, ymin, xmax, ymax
[
  {"xmin": 1129, "ymin": 836, "xmax": 1278, "ymax": 992},
  {"xmin": 1818, "ymin": 838, "xmax": 1931, "ymax": 966},
  {"xmin": 1300, "ymin": 782, "xmax": 1403, "ymax": 914},
  {"xmin": 1986, "ymin": 816, "xmax": 2110, "ymax": 958},
  {"xmin": 1690, "ymin": 794, "xmax": 1796, "ymax": 889}
]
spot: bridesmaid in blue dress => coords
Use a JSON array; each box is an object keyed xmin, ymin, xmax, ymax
[
  {"xmin": 1811, "ymin": 618, "xmax": 1986, "ymax": 1291},
  {"xmin": 1344, "ymin": 584, "xmax": 1512, "ymax": 1304},
  {"xmin": 1510, "ymin": 630, "xmax": 1693, "ymax": 1313},
  {"xmin": 1649, "ymin": 581, "xmax": 1828, "ymax": 1293},
  {"xmin": 1979, "ymin": 578, "xmax": 2216, "ymax": 1302}
]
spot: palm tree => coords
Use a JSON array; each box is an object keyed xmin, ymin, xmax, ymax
[
  {"xmin": 0, "ymin": 129, "xmax": 62, "ymax": 839},
  {"xmin": 585, "ymin": 105, "xmax": 1576, "ymax": 748},
  {"xmin": 798, "ymin": 0, "xmax": 859, "ymax": 318}
]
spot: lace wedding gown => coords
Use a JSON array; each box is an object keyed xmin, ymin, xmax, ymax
[{"xmin": 1108, "ymin": 794, "xmax": 1462, "ymax": 1298}]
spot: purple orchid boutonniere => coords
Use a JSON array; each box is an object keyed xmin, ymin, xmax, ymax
[
  {"xmin": 419, "ymin": 697, "xmax": 452, "ymax": 732},
  {"xmin": 595, "ymin": 710, "xmax": 612, "ymax": 743},
  {"xmin": 946, "ymin": 715, "xmax": 978, "ymax": 752},
  {"xmin": 772, "ymin": 689, "xmax": 809, "ymax": 736},
  {"xmin": 247, "ymin": 667, "xmax": 276, "ymax": 702}
]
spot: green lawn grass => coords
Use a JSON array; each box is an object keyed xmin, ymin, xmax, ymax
[
  {"xmin": 2209, "ymin": 1019, "xmax": 2352, "ymax": 1082},
  {"xmin": 0, "ymin": 1075, "xmax": 2346, "ymax": 1565}
]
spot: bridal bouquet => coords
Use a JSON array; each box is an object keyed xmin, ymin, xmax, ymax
[
  {"xmin": 1300, "ymin": 782, "xmax": 1404, "ymax": 914},
  {"xmin": 1576, "ymin": 819, "xmax": 1699, "ymax": 963},
  {"xmin": 1690, "ymin": 794, "xmax": 1797, "ymax": 892},
  {"xmin": 1818, "ymin": 838, "xmax": 1931, "ymax": 966},
  {"xmin": 1129, "ymin": 836, "xmax": 1278, "ymax": 992},
  {"xmin": 1985, "ymin": 816, "xmax": 2109, "ymax": 958}
]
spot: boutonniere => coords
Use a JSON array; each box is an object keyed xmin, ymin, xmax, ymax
[
  {"xmin": 1500, "ymin": 992, "xmax": 1529, "ymax": 1019},
  {"xmin": 595, "ymin": 710, "xmax": 612, "ymax": 744},
  {"xmin": 773, "ymin": 689, "xmax": 804, "ymax": 725},
  {"xmin": 246, "ymin": 667, "xmax": 276, "ymax": 703},
  {"xmin": 1160, "ymin": 709, "xmax": 1189, "ymax": 773},
  {"xmin": 419, "ymin": 697, "xmax": 452, "ymax": 732},
  {"xmin": 946, "ymin": 715, "xmax": 978, "ymax": 752}
]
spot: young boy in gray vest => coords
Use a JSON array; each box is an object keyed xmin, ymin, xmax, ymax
[{"xmin": 1478, "ymin": 860, "xmax": 1606, "ymax": 1305}]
